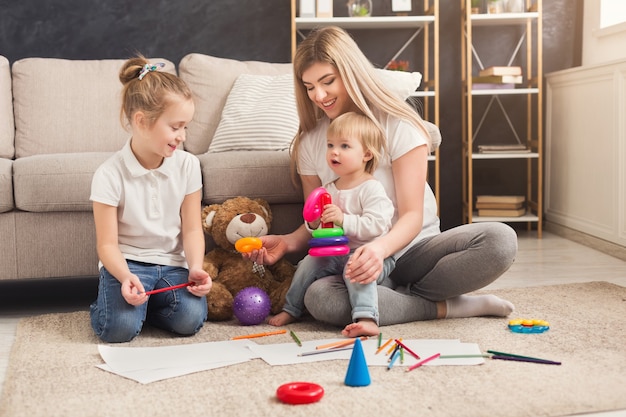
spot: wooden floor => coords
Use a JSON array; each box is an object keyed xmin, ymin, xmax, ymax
[{"xmin": 1, "ymin": 230, "xmax": 625, "ymax": 416}]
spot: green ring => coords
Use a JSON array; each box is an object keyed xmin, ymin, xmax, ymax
[{"xmin": 312, "ymin": 227, "xmax": 344, "ymax": 238}]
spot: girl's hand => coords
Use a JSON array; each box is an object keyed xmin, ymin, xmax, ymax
[
  {"xmin": 320, "ymin": 203, "xmax": 343, "ymax": 227},
  {"xmin": 242, "ymin": 234, "xmax": 288, "ymax": 266},
  {"xmin": 344, "ymin": 242, "xmax": 386, "ymax": 284},
  {"xmin": 121, "ymin": 275, "xmax": 148, "ymax": 306},
  {"xmin": 187, "ymin": 268, "xmax": 212, "ymax": 297}
]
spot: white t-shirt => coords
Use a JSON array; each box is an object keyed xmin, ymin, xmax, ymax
[
  {"xmin": 90, "ymin": 139, "xmax": 202, "ymax": 268},
  {"xmin": 298, "ymin": 114, "xmax": 440, "ymax": 258}
]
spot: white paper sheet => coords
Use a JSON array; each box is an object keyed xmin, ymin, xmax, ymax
[{"xmin": 97, "ymin": 339, "xmax": 258, "ymax": 384}]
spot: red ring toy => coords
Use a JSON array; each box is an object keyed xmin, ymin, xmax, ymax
[{"xmin": 276, "ymin": 382, "xmax": 324, "ymax": 405}]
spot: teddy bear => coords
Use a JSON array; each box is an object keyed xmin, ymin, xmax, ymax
[{"xmin": 202, "ymin": 196, "xmax": 296, "ymax": 321}]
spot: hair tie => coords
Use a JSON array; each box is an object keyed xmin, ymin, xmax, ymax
[{"xmin": 138, "ymin": 62, "xmax": 165, "ymax": 80}]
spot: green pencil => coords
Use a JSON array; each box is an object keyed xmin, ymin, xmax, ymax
[
  {"xmin": 486, "ymin": 350, "xmax": 553, "ymax": 362},
  {"xmin": 289, "ymin": 330, "xmax": 302, "ymax": 347},
  {"xmin": 438, "ymin": 354, "xmax": 492, "ymax": 359}
]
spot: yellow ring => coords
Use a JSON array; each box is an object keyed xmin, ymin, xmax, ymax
[{"xmin": 235, "ymin": 237, "xmax": 262, "ymax": 253}]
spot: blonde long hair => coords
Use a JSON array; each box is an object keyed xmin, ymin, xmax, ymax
[{"xmin": 290, "ymin": 26, "xmax": 431, "ymax": 182}]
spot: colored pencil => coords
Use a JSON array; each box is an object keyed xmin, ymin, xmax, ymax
[
  {"xmin": 394, "ymin": 339, "xmax": 421, "ymax": 360},
  {"xmin": 375, "ymin": 338, "xmax": 393, "ymax": 354},
  {"xmin": 406, "ymin": 353, "xmax": 441, "ymax": 372},
  {"xmin": 486, "ymin": 350, "xmax": 560, "ymax": 364},
  {"xmin": 377, "ymin": 332, "xmax": 382, "ymax": 348},
  {"xmin": 491, "ymin": 355, "xmax": 561, "ymax": 365},
  {"xmin": 386, "ymin": 338, "xmax": 401, "ymax": 355},
  {"xmin": 231, "ymin": 329, "xmax": 287, "ymax": 340},
  {"xmin": 144, "ymin": 282, "xmax": 192, "ymax": 295},
  {"xmin": 315, "ymin": 336, "xmax": 367, "ymax": 350},
  {"xmin": 438, "ymin": 354, "xmax": 492, "ymax": 359},
  {"xmin": 387, "ymin": 348, "xmax": 401, "ymax": 370},
  {"xmin": 289, "ymin": 330, "xmax": 302, "ymax": 347},
  {"xmin": 298, "ymin": 346, "xmax": 354, "ymax": 357}
]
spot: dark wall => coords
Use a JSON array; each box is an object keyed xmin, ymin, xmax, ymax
[{"xmin": 0, "ymin": 0, "xmax": 582, "ymax": 230}]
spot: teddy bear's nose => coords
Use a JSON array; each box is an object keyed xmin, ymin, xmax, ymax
[{"xmin": 240, "ymin": 213, "xmax": 256, "ymax": 224}]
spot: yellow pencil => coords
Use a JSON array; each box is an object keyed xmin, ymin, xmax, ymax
[{"xmin": 231, "ymin": 329, "xmax": 287, "ymax": 340}]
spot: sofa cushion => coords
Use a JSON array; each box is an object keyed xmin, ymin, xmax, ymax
[
  {"xmin": 178, "ymin": 53, "xmax": 293, "ymax": 155},
  {"xmin": 208, "ymin": 73, "xmax": 298, "ymax": 153},
  {"xmin": 197, "ymin": 150, "xmax": 302, "ymax": 205},
  {"xmin": 0, "ymin": 56, "xmax": 14, "ymax": 159},
  {"xmin": 12, "ymin": 57, "xmax": 176, "ymax": 158},
  {"xmin": 0, "ymin": 158, "xmax": 13, "ymax": 213},
  {"xmin": 13, "ymin": 152, "xmax": 112, "ymax": 212}
]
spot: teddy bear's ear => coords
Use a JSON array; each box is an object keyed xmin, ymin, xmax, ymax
[
  {"xmin": 202, "ymin": 204, "xmax": 220, "ymax": 233},
  {"xmin": 254, "ymin": 198, "xmax": 272, "ymax": 224}
]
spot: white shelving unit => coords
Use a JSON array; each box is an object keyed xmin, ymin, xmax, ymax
[
  {"xmin": 461, "ymin": 0, "xmax": 543, "ymax": 236},
  {"xmin": 290, "ymin": 0, "xmax": 440, "ymax": 205}
]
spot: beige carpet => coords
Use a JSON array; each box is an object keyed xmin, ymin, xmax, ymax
[{"xmin": 1, "ymin": 281, "xmax": 625, "ymax": 417}]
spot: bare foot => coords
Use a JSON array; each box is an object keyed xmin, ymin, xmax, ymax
[
  {"xmin": 268, "ymin": 311, "xmax": 296, "ymax": 326},
  {"xmin": 342, "ymin": 319, "xmax": 379, "ymax": 338}
]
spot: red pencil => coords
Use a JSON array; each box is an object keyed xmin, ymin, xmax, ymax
[
  {"xmin": 394, "ymin": 339, "xmax": 421, "ymax": 360},
  {"xmin": 406, "ymin": 353, "xmax": 441, "ymax": 372},
  {"xmin": 144, "ymin": 282, "xmax": 192, "ymax": 296}
]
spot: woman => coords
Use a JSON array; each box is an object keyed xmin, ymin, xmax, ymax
[{"xmin": 246, "ymin": 26, "xmax": 516, "ymax": 327}]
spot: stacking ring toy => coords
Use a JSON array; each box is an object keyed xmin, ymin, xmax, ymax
[
  {"xmin": 308, "ymin": 236, "xmax": 349, "ymax": 247},
  {"xmin": 309, "ymin": 245, "xmax": 350, "ymax": 257},
  {"xmin": 235, "ymin": 237, "xmax": 262, "ymax": 253},
  {"xmin": 303, "ymin": 187, "xmax": 328, "ymax": 222},
  {"xmin": 508, "ymin": 318, "xmax": 550, "ymax": 334},
  {"xmin": 276, "ymin": 382, "xmax": 324, "ymax": 405},
  {"xmin": 312, "ymin": 227, "xmax": 344, "ymax": 238}
]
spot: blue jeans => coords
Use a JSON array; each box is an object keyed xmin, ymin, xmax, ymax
[
  {"xmin": 90, "ymin": 260, "xmax": 208, "ymax": 343},
  {"xmin": 283, "ymin": 253, "xmax": 395, "ymax": 324}
]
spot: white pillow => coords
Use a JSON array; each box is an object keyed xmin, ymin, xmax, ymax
[
  {"xmin": 208, "ymin": 73, "xmax": 298, "ymax": 153},
  {"xmin": 207, "ymin": 69, "xmax": 423, "ymax": 153},
  {"xmin": 376, "ymin": 69, "xmax": 422, "ymax": 99}
]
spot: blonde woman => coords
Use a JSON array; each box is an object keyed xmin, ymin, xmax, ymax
[{"xmin": 246, "ymin": 26, "xmax": 516, "ymax": 328}]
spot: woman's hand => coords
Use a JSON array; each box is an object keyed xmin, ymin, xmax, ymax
[
  {"xmin": 121, "ymin": 274, "xmax": 148, "ymax": 306},
  {"xmin": 344, "ymin": 241, "xmax": 386, "ymax": 284},
  {"xmin": 187, "ymin": 268, "xmax": 212, "ymax": 297},
  {"xmin": 243, "ymin": 234, "xmax": 288, "ymax": 266}
]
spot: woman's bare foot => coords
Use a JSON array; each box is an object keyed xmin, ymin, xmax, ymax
[
  {"xmin": 268, "ymin": 311, "xmax": 296, "ymax": 326},
  {"xmin": 342, "ymin": 319, "xmax": 379, "ymax": 338}
]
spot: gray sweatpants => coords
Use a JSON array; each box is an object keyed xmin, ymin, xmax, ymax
[{"xmin": 303, "ymin": 222, "xmax": 518, "ymax": 327}]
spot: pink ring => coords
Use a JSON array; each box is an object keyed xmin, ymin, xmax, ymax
[
  {"xmin": 303, "ymin": 187, "xmax": 328, "ymax": 222},
  {"xmin": 309, "ymin": 245, "xmax": 350, "ymax": 257}
]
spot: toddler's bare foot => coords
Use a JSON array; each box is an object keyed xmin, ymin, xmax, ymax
[
  {"xmin": 268, "ymin": 311, "xmax": 296, "ymax": 326},
  {"xmin": 342, "ymin": 319, "xmax": 379, "ymax": 338}
]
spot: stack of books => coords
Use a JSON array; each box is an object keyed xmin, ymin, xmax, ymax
[
  {"xmin": 475, "ymin": 195, "xmax": 526, "ymax": 217},
  {"xmin": 472, "ymin": 66, "xmax": 523, "ymax": 89}
]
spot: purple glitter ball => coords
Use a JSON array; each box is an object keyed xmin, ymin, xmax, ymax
[{"xmin": 233, "ymin": 287, "xmax": 271, "ymax": 325}]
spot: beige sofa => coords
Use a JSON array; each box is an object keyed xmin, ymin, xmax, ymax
[{"xmin": 0, "ymin": 53, "xmax": 426, "ymax": 282}]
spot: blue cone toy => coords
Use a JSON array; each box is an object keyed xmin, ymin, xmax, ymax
[{"xmin": 344, "ymin": 338, "xmax": 371, "ymax": 387}]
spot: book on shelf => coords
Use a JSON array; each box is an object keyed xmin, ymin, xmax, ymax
[
  {"xmin": 478, "ymin": 144, "xmax": 530, "ymax": 153},
  {"xmin": 472, "ymin": 83, "xmax": 516, "ymax": 90},
  {"xmin": 475, "ymin": 201, "xmax": 524, "ymax": 210},
  {"xmin": 479, "ymin": 66, "xmax": 522, "ymax": 77},
  {"xmin": 477, "ymin": 207, "xmax": 527, "ymax": 217},
  {"xmin": 476, "ymin": 195, "xmax": 525, "ymax": 204},
  {"xmin": 472, "ymin": 75, "xmax": 523, "ymax": 84}
]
